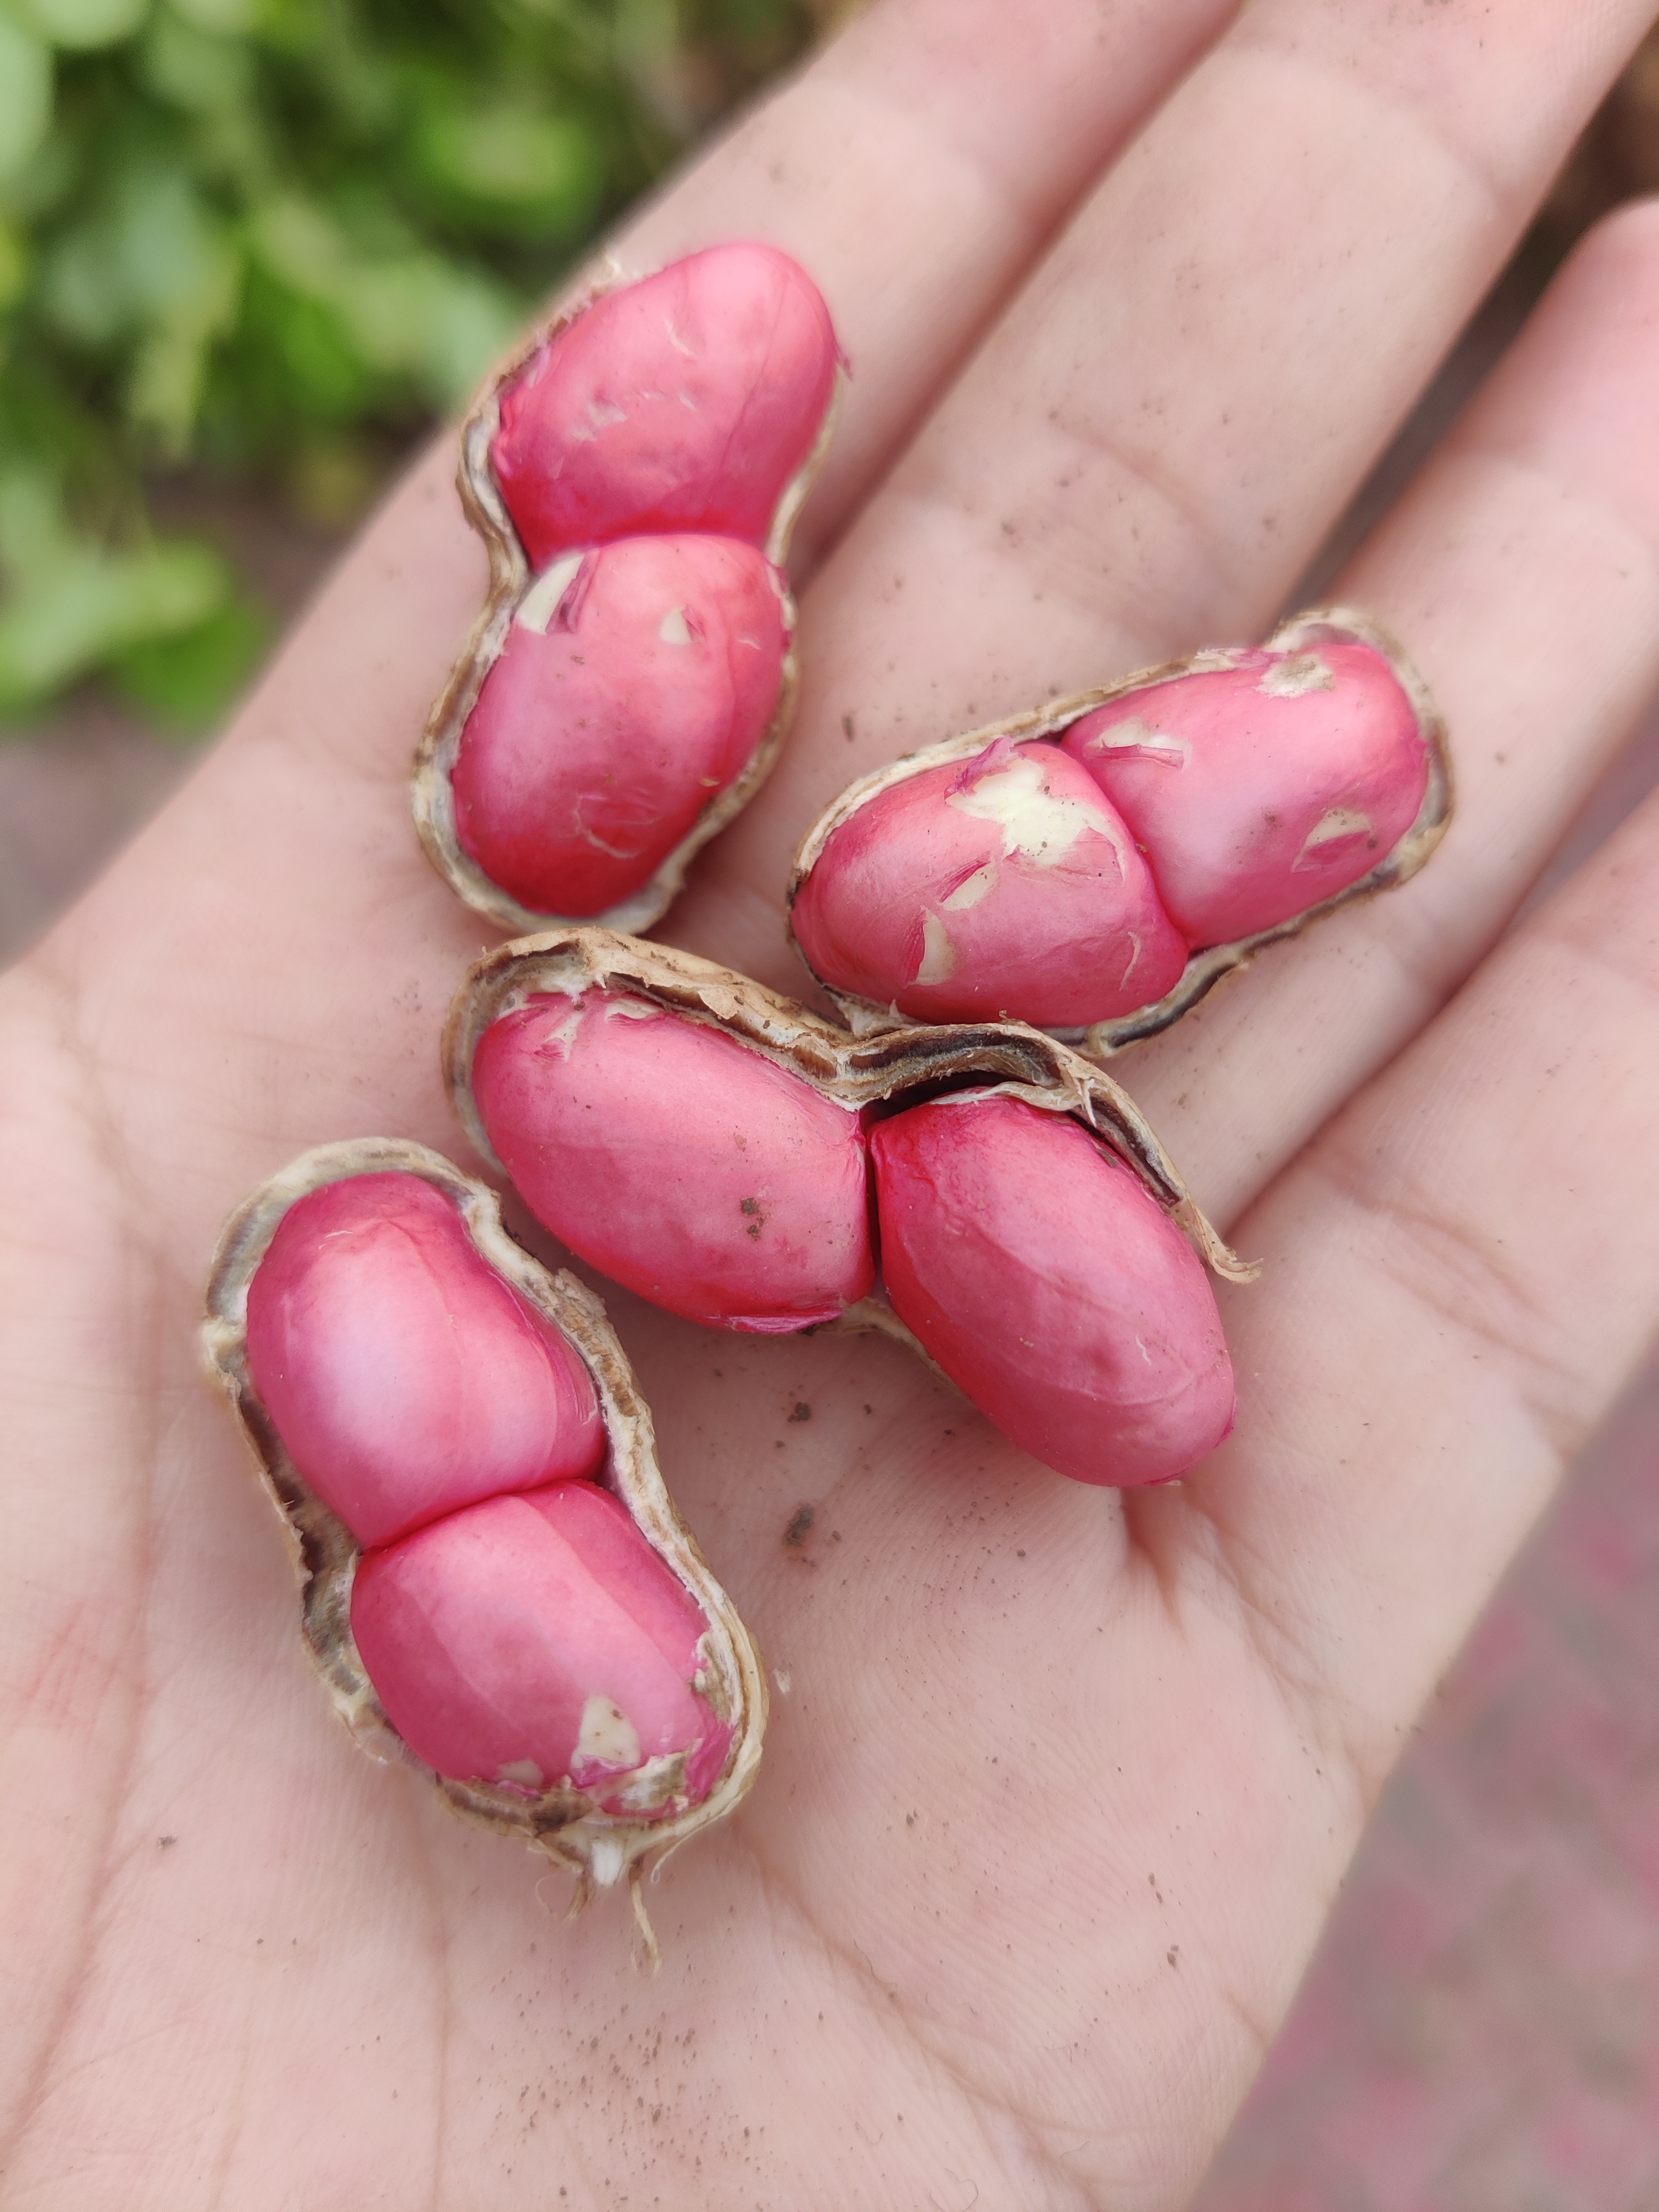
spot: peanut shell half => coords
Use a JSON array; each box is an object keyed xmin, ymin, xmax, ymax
[
  {"xmin": 787, "ymin": 607, "xmax": 1451, "ymax": 1057},
  {"xmin": 413, "ymin": 250, "xmax": 844, "ymax": 938},
  {"xmin": 202, "ymin": 1137, "xmax": 767, "ymax": 1909},
  {"xmin": 444, "ymin": 927, "xmax": 1255, "ymax": 1295}
]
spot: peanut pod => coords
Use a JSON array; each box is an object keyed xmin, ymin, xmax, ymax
[
  {"xmin": 789, "ymin": 609, "xmax": 1451, "ymax": 1056},
  {"xmin": 414, "ymin": 243, "xmax": 843, "ymax": 937},
  {"xmin": 446, "ymin": 931, "xmax": 1255, "ymax": 1489},
  {"xmin": 202, "ymin": 1139, "xmax": 766, "ymax": 1911}
]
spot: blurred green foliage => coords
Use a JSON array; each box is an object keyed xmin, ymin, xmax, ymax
[{"xmin": 0, "ymin": 0, "xmax": 818, "ymax": 733}]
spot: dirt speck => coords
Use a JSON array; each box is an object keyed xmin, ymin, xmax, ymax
[{"xmin": 783, "ymin": 1504, "xmax": 815, "ymax": 1548}]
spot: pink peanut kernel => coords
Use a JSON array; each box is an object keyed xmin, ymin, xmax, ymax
[
  {"xmin": 870, "ymin": 1095, "xmax": 1235, "ymax": 1486},
  {"xmin": 1063, "ymin": 640, "xmax": 1429, "ymax": 945},
  {"xmin": 352, "ymin": 1483, "xmax": 733, "ymax": 1818},
  {"xmin": 491, "ymin": 242, "xmax": 840, "ymax": 565},
  {"xmin": 452, "ymin": 535, "xmax": 788, "ymax": 917},
  {"xmin": 791, "ymin": 738, "xmax": 1187, "ymax": 1025},
  {"xmin": 472, "ymin": 989, "xmax": 876, "ymax": 1331},
  {"xmin": 245, "ymin": 1172, "xmax": 604, "ymax": 1550}
]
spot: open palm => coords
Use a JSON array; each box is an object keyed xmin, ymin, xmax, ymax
[{"xmin": 6, "ymin": 3, "xmax": 1659, "ymax": 2204}]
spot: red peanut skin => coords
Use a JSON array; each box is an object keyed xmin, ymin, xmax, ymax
[
  {"xmin": 491, "ymin": 243, "xmax": 840, "ymax": 566},
  {"xmin": 1064, "ymin": 641, "xmax": 1430, "ymax": 945},
  {"xmin": 870, "ymin": 1096, "xmax": 1235, "ymax": 1487},
  {"xmin": 791, "ymin": 739, "xmax": 1186, "ymax": 1025},
  {"xmin": 452, "ymin": 536, "xmax": 789, "ymax": 917},
  {"xmin": 245, "ymin": 1173, "xmax": 604, "ymax": 1550},
  {"xmin": 471, "ymin": 989, "xmax": 875, "ymax": 1332},
  {"xmin": 352, "ymin": 1483, "xmax": 734, "ymax": 1815}
]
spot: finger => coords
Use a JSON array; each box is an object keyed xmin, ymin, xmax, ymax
[
  {"xmin": 989, "ymin": 697, "xmax": 1659, "ymax": 2205},
  {"xmin": 677, "ymin": 0, "xmax": 1659, "ymax": 973},
  {"xmin": 1085, "ymin": 567, "xmax": 1659, "ymax": 2181},
  {"xmin": 613, "ymin": 0, "xmax": 1246, "ymax": 571},
  {"xmin": 1165, "ymin": 764, "xmax": 1659, "ymax": 1811},
  {"xmin": 1115, "ymin": 197, "xmax": 1659, "ymax": 1221}
]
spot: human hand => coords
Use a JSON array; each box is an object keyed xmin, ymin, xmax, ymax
[{"xmin": 4, "ymin": 3, "xmax": 1659, "ymax": 2204}]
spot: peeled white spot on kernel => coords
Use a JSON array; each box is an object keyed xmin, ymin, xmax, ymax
[
  {"xmin": 577, "ymin": 1694, "xmax": 642, "ymax": 1770},
  {"xmin": 497, "ymin": 1759, "xmax": 545, "ymax": 1790},
  {"xmin": 941, "ymin": 862, "xmax": 999, "ymax": 911},
  {"xmin": 1119, "ymin": 930, "xmax": 1145, "ymax": 986},
  {"xmin": 1086, "ymin": 716, "xmax": 1191, "ymax": 770},
  {"xmin": 914, "ymin": 911, "xmax": 957, "ymax": 984},
  {"xmin": 947, "ymin": 754, "xmax": 1124, "ymax": 869},
  {"xmin": 774, "ymin": 1668, "xmax": 792, "ymax": 1696},
  {"xmin": 1293, "ymin": 807, "xmax": 1373, "ymax": 867},
  {"xmin": 576, "ymin": 805, "xmax": 651, "ymax": 859},
  {"xmin": 531, "ymin": 1000, "xmax": 588, "ymax": 1058},
  {"xmin": 516, "ymin": 552, "xmax": 587, "ymax": 634},
  {"xmin": 663, "ymin": 317, "xmax": 695, "ymax": 358},
  {"xmin": 658, "ymin": 604, "xmax": 694, "ymax": 645},
  {"xmin": 1259, "ymin": 653, "xmax": 1335, "ymax": 698}
]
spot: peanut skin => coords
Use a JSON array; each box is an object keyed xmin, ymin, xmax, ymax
[
  {"xmin": 871, "ymin": 1094, "xmax": 1236, "ymax": 1486},
  {"xmin": 471, "ymin": 989, "xmax": 876, "ymax": 1331},
  {"xmin": 246, "ymin": 1172, "xmax": 604, "ymax": 1550}
]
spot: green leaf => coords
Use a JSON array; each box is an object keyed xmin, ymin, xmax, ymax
[
  {"xmin": 268, "ymin": 289, "xmax": 373, "ymax": 414},
  {"xmin": 167, "ymin": 0, "xmax": 258, "ymax": 33},
  {"xmin": 0, "ymin": 216, "xmax": 30, "ymax": 309},
  {"xmin": 108, "ymin": 590, "xmax": 270, "ymax": 734},
  {"xmin": 285, "ymin": 427, "xmax": 380, "ymax": 528},
  {"xmin": 42, "ymin": 163, "xmax": 240, "ymax": 341},
  {"xmin": 12, "ymin": 0, "xmax": 150, "ymax": 51},
  {"xmin": 338, "ymin": 253, "xmax": 519, "ymax": 403},
  {"xmin": 245, "ymin": 190, "xmax": 347, "ymax": 301},
  {"xmin": 247, "ymin": 194, "xmax": 519, "ymax": 408},
  {"xmin": 410, "ymin": 101, "xmax": 602, "ymax": 241},
  {"xmin": 0, "ymin": 467, "xmax": 229, "ymax": 707},
  {"xmin": 0, "ymin": 18, "xmax": 53, "ymax": 187},
  {"xmin": 0, "ymin": 0, "xmax": 819, "ymax": 716},
  {"xmin": 40, "ymin": 218, "xmax": 125, "ymax": 342},
  {"xmin": 139, "ymin": 9, "xmax": 257, "ymax": 113},
  {"xmin": 128, "ymin": 308, "xmax": 223, "ymax": 452},
  {"xmin": 111, "ymin": 165, "xmax": 241, "ymax": 327}
]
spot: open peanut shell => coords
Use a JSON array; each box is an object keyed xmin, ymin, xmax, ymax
[
  {"xmin": 202, "ymin": 1136, "xmax": 768, "ymax": 1906},
  {"xmin": 412, "ymin": 252, "xmax": 844, "ymax": 939},
  {"xmin": 443, "ymin": 927, "xmax": 1256, "ymax": 1297},
  {"xmin": 786, "ymin": 607, "xmax": 1451, "ymax": 1059}
]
